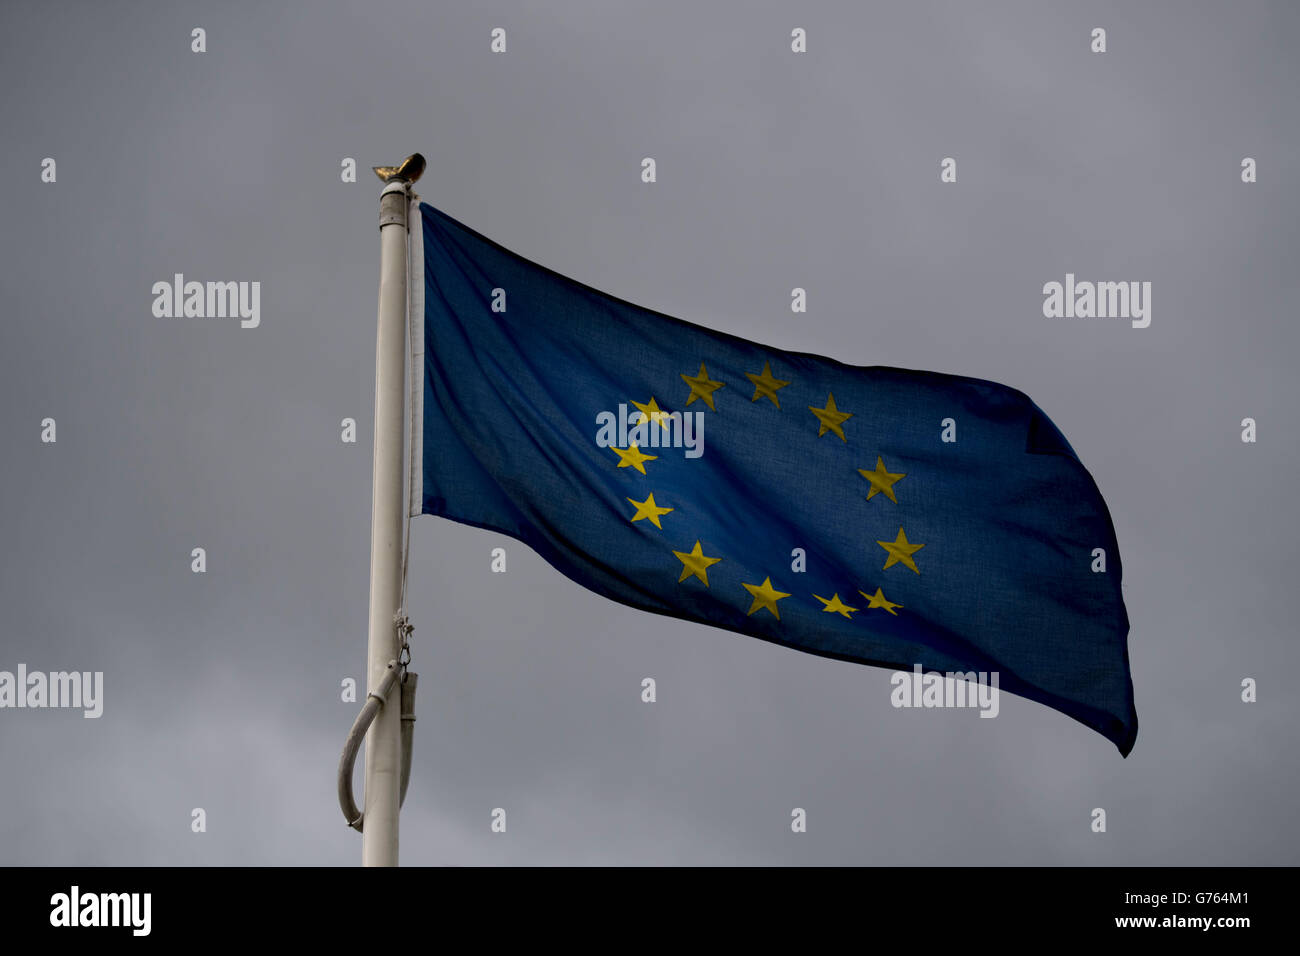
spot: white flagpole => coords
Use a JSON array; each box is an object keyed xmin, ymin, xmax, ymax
[{"xmin": 361, "ymin": 176, "xmax": 412, "ymax": 867}]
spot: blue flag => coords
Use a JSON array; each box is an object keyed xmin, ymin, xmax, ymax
[{"xmin": 410, "ymin": 200, "xmax": 1138, "ymax": 756}]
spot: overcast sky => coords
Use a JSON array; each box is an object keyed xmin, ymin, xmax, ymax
[{"xmin": 1, "ymin": 0, "xmax": 1297, "ymax": 865}]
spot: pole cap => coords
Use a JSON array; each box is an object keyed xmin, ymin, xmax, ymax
[{"xmin": 373, "ymin": 153, "xmax": 426, "ymax": 184}]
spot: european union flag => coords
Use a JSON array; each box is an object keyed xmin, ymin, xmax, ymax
[{"xmin": 410, "ymin": 200, "xmax": 1138, "ymax": 756}]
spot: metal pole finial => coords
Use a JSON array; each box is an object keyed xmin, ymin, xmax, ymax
[{"xmin": 373, "ymin": 153, "xmax": 426, "ymax": 184}]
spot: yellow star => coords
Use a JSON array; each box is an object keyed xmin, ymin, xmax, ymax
[
  {"xmin": 877, "ymin": 527, "xmax": 924, "ymax": 574},
  {"xmin": 858, "ymin": 456, "xmax": 905, "ymax": 503},
  {"xmin": 631, "ymin": 396, "xmax": 673, "ymax": 431},
  {"xmin": 809, "ymin": 392, "xmax": 853, "ymax": 442},
  {"xmin": 858, "ymin": 587, "xmax": 903, "ymax": 616},
  {"xmin": 672, "ymin": 540, "xmax": 722, "ymax": 586},
  {"xmin": 814, "ymin": 593, "xmax": 858, "ymax": 619},
  {"xmin": 626, "ymin": 492, "xmax": 674, "ymax": 529},
  {"xmin": 680, "ymin": 363, "xmax": 725, "ymax": 411},
  {"xmin": 742, "ymin": 576, "xmax": 791, "ymax": 619},
  {"xmin": 745, "ymin": 361, "xmax": 790, "ymax": 408},
  {"xmin": 611, "ymin": 444, "xmax": 657, "ymax": 475}
]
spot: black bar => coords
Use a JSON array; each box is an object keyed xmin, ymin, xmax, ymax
[{"xmin": 3, "ymin": 866, "xmax": 1283, "ymax": 942}]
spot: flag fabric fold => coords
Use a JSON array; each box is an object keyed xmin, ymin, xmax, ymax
[{"xmin": 409, "ymin": 199, "xmax": 1138, "ymax": 756}]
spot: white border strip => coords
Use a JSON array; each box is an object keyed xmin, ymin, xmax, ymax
[{"xmin": 407, "ymin": 194, "xmax": 425, "ymax": 518}]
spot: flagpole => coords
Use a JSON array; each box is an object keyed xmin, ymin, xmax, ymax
[{"xmin": 361, "ymin": 176, "xmax": 411, "ymax": 867}]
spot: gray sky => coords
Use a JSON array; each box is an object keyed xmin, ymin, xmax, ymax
[{"xmin": 0, "ymin": 0, "xmax": 1296, "ymax": 865}]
